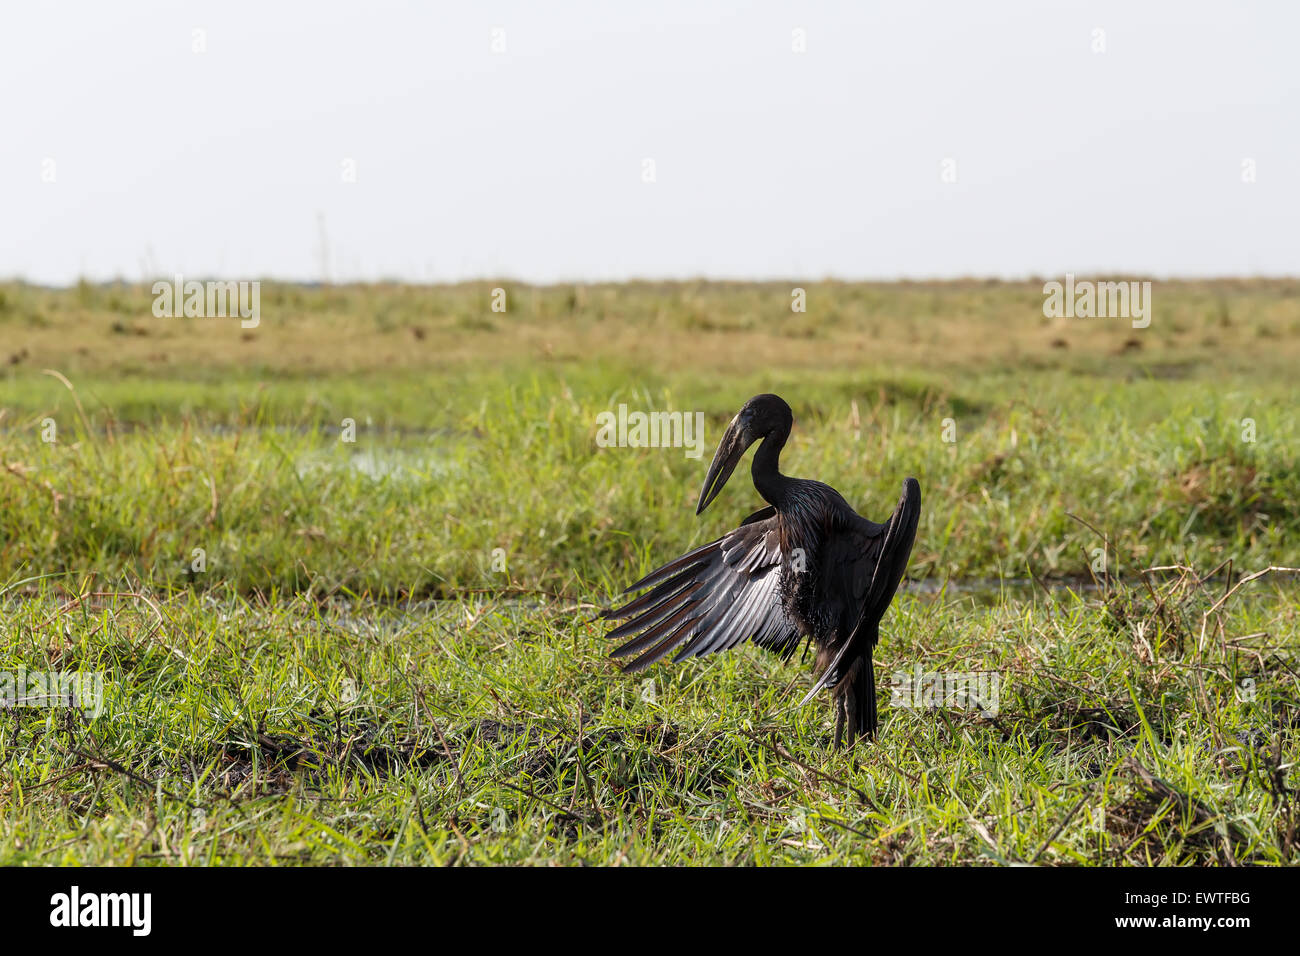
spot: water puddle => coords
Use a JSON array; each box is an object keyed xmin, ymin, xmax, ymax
[{"xmin": 294, "ymin": 447, "xmax": 457, "ymax": 483}]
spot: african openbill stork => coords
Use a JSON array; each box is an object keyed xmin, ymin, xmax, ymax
[{"xmin": 601, "ymin": 394, "xmax": 920, "ymax": 746}]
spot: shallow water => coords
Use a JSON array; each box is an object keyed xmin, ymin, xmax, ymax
[{"xmin": 294, "ymin": 447, "xmax": 456, "ymax": 482}]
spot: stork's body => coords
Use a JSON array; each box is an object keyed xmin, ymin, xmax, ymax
[{"xmin": 602, "ymin": 394, "xmax": 920, "ymax": 746}]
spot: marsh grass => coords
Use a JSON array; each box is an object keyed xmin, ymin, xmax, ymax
[
  {"xmin": 1, "ymin": 565, "xmax": 1295, "ymax": 865},
  {"xmin": 0, "ymin": 380, "xmax": 1295, "ymax": 594},
  {"xmin": 0, "ymin": 279, "xmax": 1297, "ymax": 865}
]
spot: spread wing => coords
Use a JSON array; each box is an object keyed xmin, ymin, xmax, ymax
[
  {"xmin": 601, "ymin": 508, "xmax": 802, "ymax": 672},
  {"xmin": 802, "ymin": 476, "xmax": 921, "ymax": 702},
  {"xmin": 848, "ymin": 475, "xmax": 922, "ymax": 639}
]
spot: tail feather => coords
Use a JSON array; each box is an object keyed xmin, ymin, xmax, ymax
[{"xmin": 859, "ymin": 652, "xmax": 877, "ymax": 739}]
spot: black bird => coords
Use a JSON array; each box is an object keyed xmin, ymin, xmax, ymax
[{"xmin": 601, "ymin": 394, "xmax": 920, "ymax": 746}]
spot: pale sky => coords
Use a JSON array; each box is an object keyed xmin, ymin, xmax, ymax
[{"xmin": 2, "ymin": 1, "xmax": 1297, "ymax": 285}]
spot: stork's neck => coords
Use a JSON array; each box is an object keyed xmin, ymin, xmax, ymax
[{"xmin": 751, "ymin": 426, "xmax": 791, "ymax": 508}]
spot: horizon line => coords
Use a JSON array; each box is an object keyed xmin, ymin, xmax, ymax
[{"xmin": 6, "ymin": 272, "xmax": 1300, "ymax": 291}]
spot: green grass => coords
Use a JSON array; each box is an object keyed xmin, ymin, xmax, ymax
[
  {"xmin": 1, "ymin": 377, "xmax": 1295, "ymax": 594},
  {"xmin": 1, "ymin": 279, "xmax": 1297, "ymax": 865},
  {"xmin": 2, "ymin": 574, "xmax": 1295, "ymax": 864}
]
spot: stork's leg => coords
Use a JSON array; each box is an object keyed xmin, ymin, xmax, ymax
[
  {"xmin": 840, "ymin": 662, "xmax": 859, "ymax": 748},
  {"xmin": 864, "ymin": 652, "xmax": 878, "ymax": 740},
  {"xmin": 830, "ymin": 656, "xmax": 869, "ymax": 748}
]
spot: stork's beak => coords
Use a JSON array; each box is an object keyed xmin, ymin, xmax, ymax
[{"xmin": 696, "ymin": 416, "xmax": 750, "ymax": 515}]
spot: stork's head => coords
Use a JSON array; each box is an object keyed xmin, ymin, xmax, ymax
[{"xmin": 695, "ymin": 394, "xmax": 793, "ymax": 515}]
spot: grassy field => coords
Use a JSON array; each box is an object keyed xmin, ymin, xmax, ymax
[{"xmin": 1, "ymin": 278, "xmax": 1298, "ymax": 864}]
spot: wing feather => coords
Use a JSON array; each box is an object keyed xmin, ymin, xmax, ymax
[
  {"xmin": 602, "ymin": 515, "xmax": 800, "ymax": 671},
  {"xmin": 800, "ymin": 477, "xmax": 921, "ymax": 703}
]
